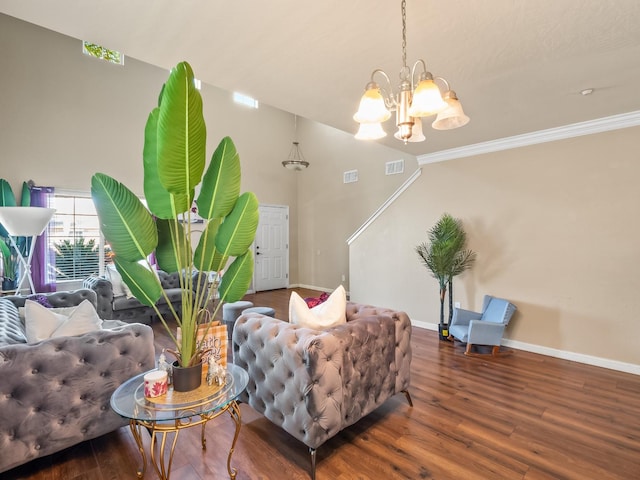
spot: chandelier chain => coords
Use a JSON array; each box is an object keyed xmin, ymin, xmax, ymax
[{"xmin": 401, "ymin": 0, "xmax": 407, "ymax": 70}]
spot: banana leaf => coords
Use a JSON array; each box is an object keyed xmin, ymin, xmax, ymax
[
  {"xmin": 114, "ymin": 257, "xmax": 163, "ymax": 306},
  {"xmin": 218, "ymin": 251, "xmax": 254, "ymax": 303},
  {"xmin": 156, "ymin": 218, "xmax": 190, "ymax": 273},
  {"xmin": 91, "ymin": 173, "xmax": 158, "ymax": 262},
  {"xmin": 157, "ymin": 62, "xmax": 206, "ymax": 203},
  {"xmin": 215, "ymin": 192, "xmax": 259, "ymax": 257},
  {"xmin": 143, "ymin": 108, "xmax": 190, "ymax": 218},
  {"xmin": 196, "ymin": 136, "xmax": 241, "ymax": 220}
]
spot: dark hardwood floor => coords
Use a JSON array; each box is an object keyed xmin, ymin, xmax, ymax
[{"xmin": 5, "ymin": 288, "xmax": 640, "ymax": 479}]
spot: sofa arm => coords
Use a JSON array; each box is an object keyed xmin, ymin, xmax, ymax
[
  {"xmin": 83, "ymin": 276, "xmax": 115, "ymax": 319},
  {"xmin": 232, "ymin": 314, "xmax": 344, "ymax": 450},
  {"xmin": 0, "ymin": 322, "xmax": 155, "ymax": 473}
]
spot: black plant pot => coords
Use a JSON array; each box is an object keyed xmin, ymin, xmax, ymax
[
  {"xmin": 172, "ymin": 361, "xmax": 203, "ymax": 392},
  {"xmin": 438, "ymin": 324, "xmax": 450, "ymax": 341}
]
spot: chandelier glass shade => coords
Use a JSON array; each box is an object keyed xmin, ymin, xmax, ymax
[
  {"xmin": 353, "ymin": 0, "xmax": 470, "ymax": 143},
  {"xmin": 282, "ymin": 115, "xmax": 309, "ymax": 171},
  {"xmin": 282, "ymin": 141, "xmax": 309, "ymax": 171}
]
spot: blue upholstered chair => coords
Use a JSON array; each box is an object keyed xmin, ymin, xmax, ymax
[{"xmin": 449, "ymin": 295, "xmax": 517, "ymax": 355}]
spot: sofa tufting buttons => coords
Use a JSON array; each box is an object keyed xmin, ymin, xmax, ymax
[
  {"xmin": 32, "ymin": 368, "xmax": 38, "ymax": 374},
  {"xmin": 34, "ymin": 444, "xmax": 41, "ymax": 450}
]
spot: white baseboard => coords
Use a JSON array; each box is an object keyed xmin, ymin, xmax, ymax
[{"xmin": 411, "ymin": 320, "xmax": 639, "ymax": 376}]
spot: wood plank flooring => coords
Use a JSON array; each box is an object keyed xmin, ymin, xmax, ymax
[{"xmin": 5, "ymin": 288, "xmax": 640, "ymax": 479}]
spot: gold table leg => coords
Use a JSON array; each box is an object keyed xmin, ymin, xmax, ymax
[
  {"xmin": 129, "ymin": 420, "xmax": 147, "ymax": 479},
  {"xmin": 128, "ymin": 401, "xmax": 242, "ymax": 480},
  {"xmin": 226, "ymin": 400, "xmax": 242, "ymax": 480}
]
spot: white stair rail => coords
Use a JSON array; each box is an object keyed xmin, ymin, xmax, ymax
[{"xmin": 347, "ymin": 168, "xmax": 422, "ymax": 246}]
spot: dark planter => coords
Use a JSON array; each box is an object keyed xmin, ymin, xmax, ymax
[
  {"xmin": 438, "ymin": 324, "xmax": 450, "ymax": 341},
  {"xmin": 2, "ymin": 278, "xmax": 16, "ymax": 291},
  {"xmin": 172, "ymin": 361, "xmax": 203, "ymax": 392}
]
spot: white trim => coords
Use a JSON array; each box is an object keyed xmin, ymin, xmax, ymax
[
  {"xmin": 411, "ymin": 321, "xmax": 639, "ymax": 375},
  {"xmin": 347, "ymin": 168, "xmax": 422, "ymax": 245},
  {"xmin": 502, "ymin": 338, "xmax": 640, "ymax": 376},
  {"xmin": 418, "ymin": 110, "xmax": 640, "ymax": 165}
]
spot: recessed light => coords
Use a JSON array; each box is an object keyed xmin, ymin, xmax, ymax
[{"xmin": 580, "ymin": 88, "xmax": 594, "ymax": 96}]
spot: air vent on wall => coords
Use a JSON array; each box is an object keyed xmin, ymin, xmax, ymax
[
  {"xmin": 385, "ymin": 159, "xmax": 404, "ymax": 175},
  {"xmin": 343, "ymin": 170, "xmax": 358, "ymax": 184}
]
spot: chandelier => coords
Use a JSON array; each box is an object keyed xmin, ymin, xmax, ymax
[
  {"xmin": 353, "ymin": 0, "xmax": 469, "ymax": 143},
  {"xmin": 282, "ymin": 115, "xmax": 309, "ymax": 170}
]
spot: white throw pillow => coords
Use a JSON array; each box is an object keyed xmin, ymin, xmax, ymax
[
  {"xmin": 289, "ymin": 285, "xmax": 347, "ymax": 329},
  {"xmin": 25, "ymin": 299, "xmax": 103, "ymax": 343},
  {"xmin": 106, "ymin": 264, "xmax": 133, "ymax": 298}
]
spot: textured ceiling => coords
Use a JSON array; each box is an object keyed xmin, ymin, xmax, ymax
[{"xmin": 2, "ymin": 0, "xmax": 640, "ymax": 156}]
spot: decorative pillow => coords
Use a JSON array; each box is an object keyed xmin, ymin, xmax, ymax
[
  {"xmin": 105, "ymin": 264, "xmax": 133, "ymax": 298},
  {"xmin": 26, "ymin": 294, "xmax": 54, "ymax": 308},
  {"xmin": 304, "ymin": 292, "xmax": 329, "ymax": 309},
  {"xmin": 289, "ymin": 285, "xmax": 347, "ymax": 329},
  {"xmin": 25, "ymin": 299, "xmax": 103, "ymax": 343}
]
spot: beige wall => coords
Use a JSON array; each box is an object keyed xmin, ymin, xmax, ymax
[
  {"xmin": 0, "ymin": 13, "xmax": 414, "ymax": 289},
  {"xmin": 0, "ymin": 14, "xmax": 299, "ymax": 279},
  {"xmin": 295, "ymin": 119, "xmax": 417, "ymax": 291},
  {"xmin": 350, "ymin": 126, "xmax": 640, "ymax": 365}
]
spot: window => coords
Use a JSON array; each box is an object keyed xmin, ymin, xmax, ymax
[
  {"xmin": 233, "ymin": 92, "xmax": 259, "ymax": 109},
  {"xmin": 82, "ymin": 41, "xmax": 124, "ymax": 65},
  {"xmin": 49, "ymin": 193, "xmax": 105, "ymax": 283}
]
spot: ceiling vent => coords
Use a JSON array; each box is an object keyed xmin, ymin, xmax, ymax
[
  {"xmin": 343, "ymin": 170, "xmax": 358, "ymax": 184},
  {"xmin": 385, "ymin": 159, "xmax": 404, "ymax": 175}
]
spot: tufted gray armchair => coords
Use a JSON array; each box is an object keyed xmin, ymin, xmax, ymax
[
  {"xmin": 233, "ymin": 301, "xmax": 412, "ymax": 479},
  {"xmin": 0, "ymin": 289, "xmax": 155, "ymax": 473}
]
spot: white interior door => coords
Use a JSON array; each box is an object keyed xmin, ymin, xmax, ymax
[{"xmin": 254, "ymin": 205, "xmax": 289, "ymax": 291}]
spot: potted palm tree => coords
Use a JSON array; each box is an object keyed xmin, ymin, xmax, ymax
[
  {"xmin": 415, "ymin": 213, "xmax": 475, "ymax": 340},
  {"xmin": 92, "ymin": 61, "xmax": 259, "ymax": 390}
]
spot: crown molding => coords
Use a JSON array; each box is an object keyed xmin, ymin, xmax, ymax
[{"xmin": 418, "ymin": 110, "xmax": 640, "ymax": 165}]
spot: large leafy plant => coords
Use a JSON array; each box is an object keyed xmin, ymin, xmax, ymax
[{"xmin": 92, "ymin": 62, "xmax": 259, "ymax": 367}]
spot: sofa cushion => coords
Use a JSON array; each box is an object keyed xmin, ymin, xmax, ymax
[
  {"xmin": 289, "ymin": 285, "xmax": 346, "ymax": 329},
  {"xmin": 0, "ymin": 299, "xmax": 27, "ymax": 346},
  {"xmin": 25, "ymin": 299, "xmax": 103, "ymax": 343}
]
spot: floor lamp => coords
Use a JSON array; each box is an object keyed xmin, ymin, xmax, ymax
[{"xmin": 0, "ymin": 207, "xmax": 56, "ymax": 295}]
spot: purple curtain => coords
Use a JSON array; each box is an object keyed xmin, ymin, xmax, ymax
[{"xmin": 31, "ymin": 186, "xmax": 55, "ymax": 292}]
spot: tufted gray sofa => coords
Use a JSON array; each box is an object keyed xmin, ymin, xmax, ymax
[
  {"xmin": 84, "ymin": 270, "xmax": 186, "ymax": 323},
  {"xmin": 232, "ymin": 301, "xmax": 412, "ymax": 479},
  {"xmin": 0, "ymin": 289, "xmax": 155, "ymax": 474}
]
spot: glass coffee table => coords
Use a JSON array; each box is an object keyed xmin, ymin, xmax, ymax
[{"xmin": 111, "ymin": 363, "xmax": 249, "ymax": 480}]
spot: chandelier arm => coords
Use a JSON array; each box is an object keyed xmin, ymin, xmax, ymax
[
  {"xmin": 370, "ymin": 69, "xmax": 396, "ymax": 108},
  {"xmin": 433, "ymin": 76, "xmax": 451, "ymax": 92},
  {"xmin": 410, "ymin": 59, "xmax": 428, "ymax": 90}
]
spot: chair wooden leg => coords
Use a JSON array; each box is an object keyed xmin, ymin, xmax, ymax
[
  {"xmin": 492, "ymin": 346, "xmax": 501, "ymax": 356},
  {"xmin": 464, "ymin": 343, "xmax": 473, "ymax": 355},
  {"xmin": 401, "ymin": 390, "xmax": 413, "ymax": 407}
]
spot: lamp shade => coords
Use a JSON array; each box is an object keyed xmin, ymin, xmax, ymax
[
  {"xmin": 394, "ymin": 117, "xmax": 426, "ymax": 142},
  {"xmin": 0, "ymin": 207, "xmax": 55, "ymax": 236},
  {"xmin": 353, "ymin": 87, "xmax": 391, "ymax": 123},
  {"xmin": 355, "ymin": 122, "xmax": 387, "ymax": 140},
  {"xmin": 408, "ymin": 78, "xmax": 448, "ymax": 117},
  {"xmin": 432, "ymin": 91, "xmax": 470, "ymax": 130}
]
